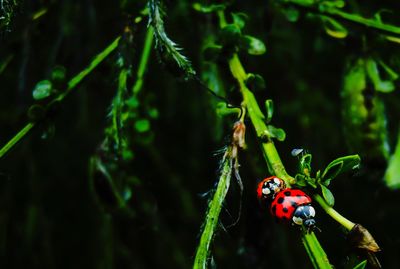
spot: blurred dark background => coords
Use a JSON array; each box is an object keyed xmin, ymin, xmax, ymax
[{"xmin": 1, "ymin": 0, "xmax": 400, "ymax": 268}]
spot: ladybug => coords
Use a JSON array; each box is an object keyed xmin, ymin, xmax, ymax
[
  {"xmin": 270, "ymin": 189, "xmax": 316, "ymax": 232},
  {"xmin": 257, "ymin": 176, "xmax": 286, "ymax": 201}
]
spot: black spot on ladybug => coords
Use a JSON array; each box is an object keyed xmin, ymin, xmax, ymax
[
  {"xmin": 283, "ymin": 207, "xmax": 288, "ymax": 213},
  {"xmin": 291, "ymin": 201, "xmax": 298, "ymax": 207},
  {"xmin": 296, "ymin": 194, "xmax": 301, "ymax": 197},
  {"xmin": 277, "ymin": 197, "xmax": 284, "ymax": 204},
  {"xmin": 284, "ymin": 191, "xmax": 291, "ymax": 196}
]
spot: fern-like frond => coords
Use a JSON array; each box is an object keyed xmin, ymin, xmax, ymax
[{"xmin": 148, "ymin": 0, "xmax": 196, "ymax": 78}]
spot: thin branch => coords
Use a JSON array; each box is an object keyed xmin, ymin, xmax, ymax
[
  {"xmin": 281, "ymin": 0, "xmax": 400, "ymax": 36},
  {"xmin": 193, "ymin": 156, "xmax": 232, "ymax": 269},
  {"xmin": 133, "ymin": 26, "xmax": 154, "ymax": 95},
  {"xmin": 0, "ymin": 36, "xmax": 121, "ymax": 159}
]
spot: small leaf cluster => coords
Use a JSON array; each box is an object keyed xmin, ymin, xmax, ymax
[
  {"xmin": 341, "ymin": 57, "xmax": 395, "ymax": 162},
  {"xmin": 279, "ymin": 0, "xmax": 348, "ymax": 39},
  {"xmin": 279, "ymin": 0, "xmax": 400, "ymax": 44},
  {"xmin": 89, "ymin": 35, "xmax": 157, "ymax": 215},
  {"xmin": 27, "ymin": 66, "xmax": 67, "ymax": 127},
  {"xmin": 195, "ymin": 3, "xmax": 266, "ymax": 61},
  {"xmin": 262, "ymin": 99, "xmax": 286, "ymax": 141},
  {"xmin": 294, "ymin": 152, "xmax": 361, "ymax": 206},
  {"xmin": 365, "ymin": 58, "xmax": 398, "ymax": 94},
  {"xmin": 32, "ymin": 66, "xmax": 67, "ymax": 101}
]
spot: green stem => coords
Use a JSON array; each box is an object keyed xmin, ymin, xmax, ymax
[
  {"xmin": 329, "ymin": 9, "xmax": 400, "ymax": 35},
  {"xmin": 0, "ymin": 37, "xmax": 121, "ymax": 160},
  {"xmin": 218, "ymin": 10, "xmax": 331, "ymax": 269},
  {"xmin": 193, "ymin": 157, "xmax": 232, "ymax": 269},
  {"xmin": 133, "ymin": 26, "xmax": 154, "ymax": 95},
  {"xmin": 282, "ymin": 0, "xmax": 400, "ymax": 36},
  {"xmin": 56, "ymin": 36, "xmax": 121, "ymax": 102},
  {"xmin": 314, "ymin": 194, "xmax": 355, "ymax": 231},
  {"xmin": 228, "ymin": 55, "xmax": 294, "ymax": 185},
  {"xmin": 112, "ymin": 68, "xmax": 129, "ymax": 149},
  {"xmin": 302, "ymin": 232, "xmax": 332, "ymax": 269},
  {"xmin": 0, "ymin": 123, "xmax": 35, "ymax": 159}
]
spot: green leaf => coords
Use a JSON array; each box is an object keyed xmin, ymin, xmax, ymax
[
  {"xmin": 216, "ymin": 102, "xmax": 241, "ymax": 117},
  {"xmin": 122, "ymin": 187, "xmax": 132, "ymax": 202},
  {"xmin": 220, "ymin": 24, "xmax": 242, "ymax": 46},
  {"xmin": 305, "ymin": 177, "xmax": 317, "ymax": 189},
  {"xmin": 239, "ymin": 35, "xmax": 266, "ymax": 55},
  {"xmin": 266, "ymin": 125, "xmax": 286, "ymax": 141},
  {"xmin": 366, "ymin": 58, "xmax": 395, "ymax": 93},
  {"xmin": 135, "ymin": 119, "xmax": 151, "ymax": 133},
  {"xmin": 320, "ymin": 16, "xmax": 348, "ymax": 39},
  {"xmin": 192, "ymin": 3, "xmax": 226, "ymax": 13},
  {"xmin": 352, "ymin": 260, "xmax": 367, "ymax": 269},
  {"xmin": 245, "ymin": 73, "xmax": 266, "ymax": 90},
  {"xmin": 51, "ymin": 65, "xmax": 67, "ymax": 82},
  {"xmin": 300, "ymin": 153, "xmax": 312, "ymax": 175},
  {"xmin": 378, "ymin": 60, "xmax": 399, "ymax": 81},
  {"xmin": 319, "ymin": 0, "xmax": 345, "ymax": 10},
  {"xmin": 322, "ymin": 161, "xmax": 343, "ymax": 183},
  {"xmin": 327, "ymin": 155, "xmax": 361, "ymax": 175},
  {"xmin": 295, "ymin": 174, "xmax": 308, "ymax": 187},
  {"xmin": 265, "ymin": 99, "xmax": 274, "ymax": 123},
  {"xmin": 321, "ymin": 185, "xmax": 335, "ymax": 206},
  {"xmin": 32, "ymin": 80, "xmax": 53, "ymax": 100},
  {"xmin": 283, "ymin": 7, "xmax": 300, "ymax": 22},
  {"xmin": 147, "ymin": 108, "xmax": 159, "ymax": 119},
  {"xmin": 126, "ymin": 96, "xmax": 140, "ymax": 108},
  {"xmin": 316, "ymin": 170, "xmax": 321, "ymax": 180},
  {"xmin": 232, "ymin": 12, "xmax": 248, "ymax": 29}
]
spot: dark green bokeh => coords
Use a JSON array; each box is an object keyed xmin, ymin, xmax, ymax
[{"xmin": 1, "ymin": 0, "xmax": 400, "ymax": 268}]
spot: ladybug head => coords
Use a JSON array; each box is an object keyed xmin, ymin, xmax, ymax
[
  {"xmin": 257, "ymin": 176, "xmax": 285, "ymax": 201},
  {"xmin": 292, "ymin": 205, "xmax": 316, "ymax": 232},
  {"xmin": 304, "ymin": 219, "xmax": 316, "ymax": 232}
]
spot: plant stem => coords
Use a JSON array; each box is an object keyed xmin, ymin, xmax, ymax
[
  {"xmin": 227, "ymin": 54, "xmax": 294, "ymax": 185},
  {"xmin": 217, "ymin": 10, "xmax": 332, "ymax": 269},
  {"xmin": 0, "ymin": 36, "xmax": 121, "ymax": 160},
  {"xmin": 112, "ymin": 68, "xmax": 129, "ymax": 150},
  {"xmin": 282, "ymin": 0, "xmax": 400, "ymax": 36},
  {"xmin": 193, "ymin": 157, "xmax": 232, "ymax": 269},
  {"xmin": 133, "ymin": 26, "xmax": 154, "ymax": 95},
  {"xmin": 314, "ymin": 194, "xmax": 355, "ymax": 231},
  {"xmin": 0, "ymin": 123, "xmax": 35, "ymax": 159},
  {"xmin": 56, "ymin": 36, "xmax": 121, "ymax": 103},
  {"xmin": 302, "ymin": 232, "xmax": 332, "ymax": 269}
]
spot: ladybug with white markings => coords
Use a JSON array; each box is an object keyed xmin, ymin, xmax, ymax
[
  {"xmin": 270, "ymin": 188, "xmax": 316, "ymax": 232},
  {"xmin": 257, "ymin": 176, "xmax": 286, "ymax": 201},
  {"xmin": 257, "ymin": 176, "xmax": 317, "ymax": 232}
]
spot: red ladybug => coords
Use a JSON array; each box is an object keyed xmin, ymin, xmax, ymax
[
  {"xmin": 257, "ymin": 176, "xmax": 286, "ymax": 201},
  {"xmin": 270, "ymin": 188, "xmax": 316, "ymax": 231}
]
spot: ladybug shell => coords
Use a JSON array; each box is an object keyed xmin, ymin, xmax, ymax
[
  {"xmin": 270, "ymin": 189, "xmax": 312, "ymax": 222},
  {"xmin": 256, "ymin": 176, "xmax": 285, "ymax": 201}
]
